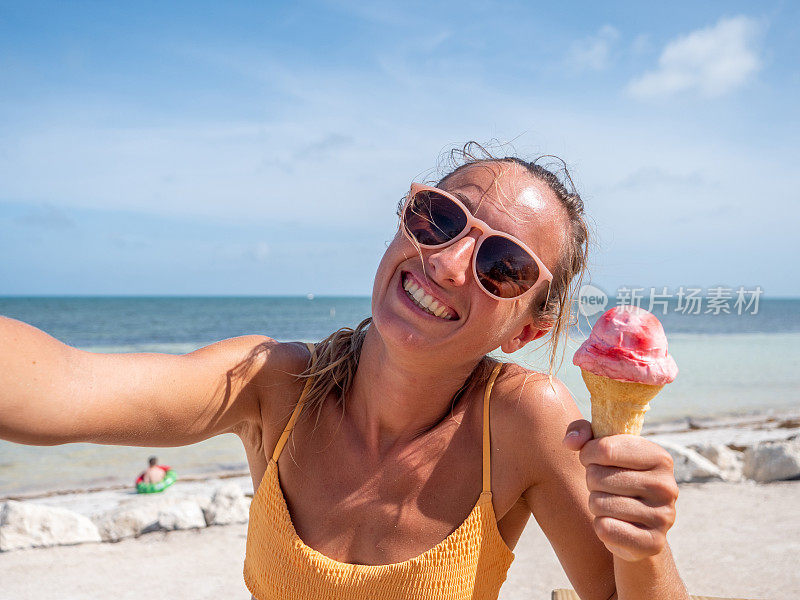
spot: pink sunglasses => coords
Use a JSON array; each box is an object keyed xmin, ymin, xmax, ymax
[{"xmin": 400, "ymin": 183, "xmax": 553, "ymax": 301}]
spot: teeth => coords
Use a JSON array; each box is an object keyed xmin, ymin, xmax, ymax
[{"xmin": 402, "ymin": 275, "xmax": 453, "ymax": 320}]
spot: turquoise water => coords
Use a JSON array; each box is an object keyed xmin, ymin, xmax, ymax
[
  {"xmin": 511, "ymin": 332, "xmax": 800, "ymax": 422},
  {"xmin": 1, "ymin": 297, "xmax": 798, "ymax": 496}
]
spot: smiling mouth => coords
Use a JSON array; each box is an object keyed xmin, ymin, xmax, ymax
[{"xmin": 401, "ymin": 272, "xmax": 459, "ymax": 321}]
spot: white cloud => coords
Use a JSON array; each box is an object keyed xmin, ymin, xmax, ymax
[
  {"xmin": 567, "ymin": 25, "xmax": 620, "ymax": 71},
  {"xmin": 627, "ymin": 16, "xmax": 764, "ymax": 99}
]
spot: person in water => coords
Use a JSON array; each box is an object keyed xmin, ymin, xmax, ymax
[
  {"xmin": 0, "ymin": 143, "xmax": 687, "ymax": 599},
  {"xmin": 142, "ymin": 455, "xmax": 166, "ymax": 484}
]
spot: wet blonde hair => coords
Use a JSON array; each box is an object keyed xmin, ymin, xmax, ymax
[{"xmin": 292, "ymin": 141, "xmax": 590, "ymax": 428}]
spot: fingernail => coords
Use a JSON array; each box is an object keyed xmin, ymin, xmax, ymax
[{"xmin": 565, "ymin": 430, "xmax": 581, "ymax": 439}]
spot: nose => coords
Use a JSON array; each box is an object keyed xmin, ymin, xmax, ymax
[{"xmin": 427, "ymin": 231, "xmax": 479, "ymax": 288}]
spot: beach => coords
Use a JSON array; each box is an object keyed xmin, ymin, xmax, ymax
[
  {"xmin": 3, "ymin": 413, "xmax": 799, "ymax": 599},
  {"xmin": 2, "ymin": 297, "xmax": 799, "ymax": 598},
  {"xmin": 2, "ymin": 481, "xmax": 798, "ymax": 599},
  {"xmin": 3, "ymin": 0, "xmax": 799, "ymax": 596}
]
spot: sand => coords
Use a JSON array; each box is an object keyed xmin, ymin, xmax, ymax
[{"xmin": 1, "ymin": 480, "xmax": 797, "ymax": 600}]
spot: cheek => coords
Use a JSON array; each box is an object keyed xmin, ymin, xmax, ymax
[
  {"xmin": 372, "ymin": 234, "xmax": 409, "ymax": 297},
  {"xmin": 379, "ymin": 232, "xmax": 423, "ymax": 272},
  {"xmin": 469, "ymin": 295, "xmax": 504, "ymax": 331},
  {"xmin": 474, "ymin": 301, "xmax": 526, "ymax": 342}
]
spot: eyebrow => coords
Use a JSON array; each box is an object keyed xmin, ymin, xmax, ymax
[{"xmin": 451, "ymin": 190, "xmax": 477, "ymax": 213}]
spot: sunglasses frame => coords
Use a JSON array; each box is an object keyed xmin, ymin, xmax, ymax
[{"xmin": 400, "ymin": 183, "xmax": 554, "ymax": 302}]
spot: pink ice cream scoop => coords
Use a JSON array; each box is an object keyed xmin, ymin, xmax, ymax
[{"xmin": 573, "ymin": 306, "xmax": 678, "ymax": 385}]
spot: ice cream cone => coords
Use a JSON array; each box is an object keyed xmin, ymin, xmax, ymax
[{"xmin": 581, "ymin": 369, "xmax": 664, "ymax": 437}]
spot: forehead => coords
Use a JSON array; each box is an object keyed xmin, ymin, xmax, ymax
[
  {"xmin": 442, "ymin": 162, "xmax": 550, "ymax": 216},
  {"xmin": 440, "ymin": 162, "xmax": 567, "ymax": 263}
]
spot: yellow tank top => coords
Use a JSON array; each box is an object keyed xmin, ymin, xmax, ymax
[{"xmin": 243, "ymin": 345, "xmax": 515, "ymax": 599}]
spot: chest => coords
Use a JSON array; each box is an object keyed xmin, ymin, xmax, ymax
[
  {"xmin": 249, "ymin": 390, "xmax": 531, "ymax": 565},
  {"xmin": 287, "ymin": 420, "xmax": 485, "ymax": 563}
]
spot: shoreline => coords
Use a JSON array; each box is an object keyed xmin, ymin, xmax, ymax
[
  {"xmin": 2, "ymin": 407, "xmax": 800, "ymax": 598},
  {"xmin": 643, "ymin": 406, "xmax": 800, "ymax": 440},
  {"xmin": 2, "ymin": 468, "xmax": 252, "ymax": 503},
  {"xmin": 0, "ymin": 406, "xmax": 797, "ymax": 523},
  {"xmin": 3, "ymin": 406, "xmax": 799, "ymax": 503},
  {"xmin": 2, "ymin": 482, "xmax": 798, "ymax": 599}
]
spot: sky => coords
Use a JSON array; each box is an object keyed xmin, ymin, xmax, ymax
[{"xmin": 1, "ymin": 1, "xmax": 798, "ymax": 297}]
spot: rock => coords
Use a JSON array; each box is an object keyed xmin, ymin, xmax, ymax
[
  {"xmin": 655, "ymin": 440, "xmax": 723, "ymax": 483},
  {"xmin": 0, "ymin": 500, "xmax": 101, "ymax": 552},
  {"xmin": 203, "ymin": 482, "xmax": 251, "ymax": 526},
  {"xmin": 743, "ymin": 440, "xmax": 800, "ymax": 482},
  {"xmin": 93, "ymin": 505, "xmax": 161, "ymax": 542},
  {"xmin": 93, "ymin": 496, "xmax": 207, "ymax": 542},
  {"xmin": 157, "ymin": 500, "xmax": 206, "ymax": 531},
  {"xmin": 691, "ymin": 443, "xmax": 744, "ymax": 481}
]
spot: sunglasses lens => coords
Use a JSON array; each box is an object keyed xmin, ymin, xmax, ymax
[
  {"xmin": 403, "ymin": 191, "xmax": 468, "ymax": 246},
  {"xmin": 476, "ymin": 236, "xmax": 540, "ymax": 299}
]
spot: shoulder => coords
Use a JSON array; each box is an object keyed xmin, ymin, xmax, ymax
[
  {"xmin": 192, "ymin": 335, "xmax": 310, "ymax": 379},
  {"xmin": 250, "ymin": 339, "xmax": 315, "ymax": 415},
  {"xmin": 184, "ymin": 335, "xmax": 310, "ymax": 393},
  {"xmin": 491, "ymin": 361, "xmax": 583, "ymax": 436},
  {"xmin": 229, "ymin": 338, "xmax": 314, "ymax": 450},
  {"xmin": 252, "ymin": 337, "xmax": 313, "ymax": 378},
  {"xmin": 490, "ymin": 362, "xmax": 584, "ymax": 486},
  {"xmin": 188, "ymin": 336, "xmax": 312, "ymax": 421}
]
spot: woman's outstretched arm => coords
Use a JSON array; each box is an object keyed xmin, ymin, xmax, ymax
[{"xmin": 0, "ymin": 315, "xmax": 278, "ymax": 447}]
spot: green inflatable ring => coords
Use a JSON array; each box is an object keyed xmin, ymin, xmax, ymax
[{"xmin": 136, "ymin": 468, "xmax": 177, "ymax": 494}]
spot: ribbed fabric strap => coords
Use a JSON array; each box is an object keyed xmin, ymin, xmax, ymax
[
  {"xmin": 482, "ymin": 362, "xmax": 504, "ymax": 494},
  {"xmin": 271, "ymin": 342, "xmax": 317, "ymax": 463}
]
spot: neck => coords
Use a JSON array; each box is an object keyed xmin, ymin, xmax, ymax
[{"xmin": 346, "ymin": 326, "xmax": 482, "ymax": 460}]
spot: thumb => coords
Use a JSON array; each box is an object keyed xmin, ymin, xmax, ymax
[{"xmin": 563, "ymin": 419, "xmax": 593, "ymax": 451}]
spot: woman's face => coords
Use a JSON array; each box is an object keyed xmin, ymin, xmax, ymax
[{"xmin": 371, "ymin": 161, "xmax": 567, "ymax": 361}]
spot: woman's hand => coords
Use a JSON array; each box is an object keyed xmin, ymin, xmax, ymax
[{"xmin": 563, "ymin": 419, "xmax": 679, "ymax": 563}]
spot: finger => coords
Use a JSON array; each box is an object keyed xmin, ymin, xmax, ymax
[
  {"xmin": 580, "ymin": 435, "xmax": 674, "ymax": 471},
  {"xmin": 563, "ymin": 419, "xmax": 593, "ymax": 451},
  {"xmin": 586, "ymin": 464, "xmax": 653, "ymax": 498},
  {"xmin": 585, "ymin": 464, "xmax": 679, "ymax": 505},
  {"xmin": 593, "ymin": 516, "xmax": 666, "ymax": 562},
  {"xmin": 586, "ymin": 464, "xmax": 648, "ymax": 496},
  {"xmin": 588, "ymin": 491, "xmax": 675, "ymax": 531}
]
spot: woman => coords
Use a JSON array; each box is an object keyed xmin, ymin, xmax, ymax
[{"xmin": 0, "ymin": 145, "xmax": 687, "ymax": 599}]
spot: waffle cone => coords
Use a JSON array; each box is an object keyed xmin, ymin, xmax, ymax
[{"xmin": 581, "ymin": 370, "xmax": 664, "ymax": 437}]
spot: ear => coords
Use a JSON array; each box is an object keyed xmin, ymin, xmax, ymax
[{"xmin": 500, "ymin": 320, "xmax": 552, "ymax": 354}]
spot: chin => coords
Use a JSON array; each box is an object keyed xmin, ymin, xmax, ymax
[
  {"xmin": 372, "ymin": 308, "xmax": 432, "ymax": 353},
  {"xmin": 370, "ymin": 270, "xmax": 445, "ymax": 354},
  {"xmin": 371, "ymin": 278, "xmax": 424, "ymax": 350}
]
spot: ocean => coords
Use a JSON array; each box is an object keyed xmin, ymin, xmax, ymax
[{"xmin": 1, "ymin": 296, "xmax": 799, "ymax": 496}]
